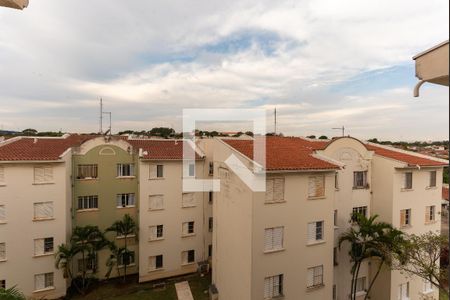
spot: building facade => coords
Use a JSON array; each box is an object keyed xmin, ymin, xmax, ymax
[{"xmin": 0, "ymin": 134, "xmax": 447, "ymax": 300}]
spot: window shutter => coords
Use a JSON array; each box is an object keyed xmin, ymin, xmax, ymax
[
  {"xmin": 35, "ymin": 274, "xmax": 45, "ymax": 290},
  {"xmin": 0, "ymin": 243, "xmax": 5, "ymax": 259},
  {"xmin": 130, "ymin": 164, "xmax": 135, "ymax": 176},
  {"xmin": 43, "ymin": 167, "xmax": 53, "ymax": 182},
  {"xmin": 34, "ymin": 203, "xmax": 44, "ymax": 219},
  {"xmin": 43, "ymin": 202, "xmax": 53, "ymax": 218},
  {"xmin": 182, "ymin": 251, "xmax": 188, "ymax": 264},
  {"xmin": 34, "ymin": 239, "xmax": 44, "ymax": 256},
  {"xmin": 307, "ymin": 222, "xmax": 316, "ymax": 242},
  {"xmin": 182, "ymin": 193, "xmax": 195, "ymax": 207},
  {"xmin": 315, "ymin": 176, "xmax": 324, "ymax": 197},
  {"xmin": 182, "ymin": 223, "xmax": 188, "ymax": 235},
  {"xmin": 273, "ymin": 178, "xmax": 284, "ymax": 201},
  {"xmin": 150, "ymin": 165, "xmax": 157, "ymax": 179},
  {"xmin": 0, "ymin": 166, "xmax": 4, "ymax": 182},
  {"xmin": 264, "ymin": 229, "xmax": 273, "ymax": 251},
  {"xmin": 148, "ymin": 256, "xmax": 155, "ymax": 271},
  {"xmin": 265, "ymin": 179, "xmax": 274, "ymax": 202},
  {"xmin": 116, "ymin": 195, "xmax": 122, "ymax": 207},
  {"xmin": 400, "ymin": 210, "xmax": 405, "ymax": 226},
  {"xmin": 273, "ymin": 227, "xmax": 283, "ymax": 250},
  {"xmin": 150, "ymin": 226, "xmax": 157, "ymax": 240},
  {"xmin": 129, "ymin": 194, "xmax": 135, "ymax": 206},
  {"xmin": 308, "ymin": 177, "xmax": 316, "ymax": 197},
  {"xmin": 0, "ymin": 205, "xmax": 5, "ymax": 221},
  {"xmin": 425, "ymin": 207, "xmax": 430, "ymax": 223},
  {"xmin": 307, "ymin": 268, "xmax": 314, "ymax": 287},
  {"xmin": 264, "ymin": 277, "xmax": 271, "ymax": 298},
  {"xmin": 34, "ymin": 167, "xmax": 44, "ymax": 183},
  {"xmin": 273, "ymin": 275, "xmax": 280, "ymax": 297}
]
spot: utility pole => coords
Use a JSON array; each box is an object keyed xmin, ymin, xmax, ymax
[
  {"xmin": 332, "ymin": 126, "xmax": 345, "ymax": 137},
  {"xmin": 103, "ymin": 111, "xmax": 112, "ymax": 136},
  {"xmin": 274, "ymin": 107, "xmax": 277, "ymax": 135}
]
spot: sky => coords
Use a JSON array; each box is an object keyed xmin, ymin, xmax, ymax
[{"xmin": 0, "ymin": 0, "xmax": 448, "ymax": 141}]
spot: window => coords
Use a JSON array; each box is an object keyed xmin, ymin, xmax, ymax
[
  {"xmin": 264, "ymin": 227, "xmax": 284, "ymax": 252},
  {"xmin": 182, "ymin": 250, "xmax": 195, "ymax": 264},
  {"xmin": 34, "ymin": 273, "xmax": 54, "ymax": 291},
  {"xmin": 182, "ymin": 221, "xmax": 195, "ymax": 236},
  {"xmin": 0, "ymin": 243, "xmax": 5, "ymax": 260},
  {"xmin": 77, "ymin": 164, "xmax": 98, "ymax": 179},
  {"xmin": 307, "ymin": 265, "xmax": 323, "ymax": 288},
  {"xmin": 119, "ymin": 251, "xmax": 135, "ymax": 266},
  {"xmin": 34, "ymin": 238, "xmax": 54, "ymax": 256},
  {"xmin": 77, "ymin": 196, "xmax": 98, "ymax": 210},
  {"xmin": 400, "ymin": 209, "xmax": 411, "ymax": 227},
  {"xmin": 209, "ymin": 162, "xmax": 214, "ymax": 176},
  {"xmin": 0, "ymin": 280, "xmax": 5, "ymax": 289},
  {"xmin": 423, "ymin": 280, "xmax": 433, "ymax": 293},
  {"xmin": 266, "ymin": 178, "xmax": 285, "ymax": 203},
  {"xmin": 307, "ymin": 221, "xmax": 324, "ymax": 243},
  {"xmin": 150, "ymin": 164, "xmax": 164, "ymax": 178},
  {"xmin": 425, "ymin": 206, "xmax": 436, "ymax": 223},
  {"xmin": 209, "ymin": 191, "xmax": 213, "ymax": 203},
  {"xmin": 355, "ymin": 277, "xmax": 366, "ymax": 293},
  {"xmin": 208, "ymin": 245, "xmax": 212, "ymax": 257},
  {"xmin": 189, "ymin": 163, "xmax": 195, "ymax": 177},
  {"xmin": 33, "ymin": 202, "xmax": 54, "ymax": 219},
  {"xmin": 77, "ymin": 255, "xmax": 97, "ymax": 273},
  {"xmin": 333, "ymin": 247, "xmax": 338, "ymax": 266},
  {"xmin": 399, "ymin": 282, "xmax": 409, "ymax": 300},
  {"xmin": 34, "ymin": 166, "xmax": 53, "ymax": 184},
  {"xmin": 0, "ymin": 205, "xmax": 5, "ymax": 223},
  {"xmin": 209, "ymin": 217, "xmax": 213, "ymax": 232},
  {"xmin": 429, "ymin": 171, "xmax": 437, "ymax": 187},
  {"xmin": 0, "ymin": 166, "xmax": 4, "ymax": 183},
  {"xmin": 149, "ymin": 225, "xmax": 164, "ymax": 240},
  {"xmin": 149, "ymin": 255, "xmax": 163, "ymax": 271},
  {"xmin": 182, "ymin": 193, "xmax": 196, "ymax": 207},
  {"xmin": 116, "ymin": 193, "xmax": 135, "ymax": 208},
  {"xmin": 353, "ymin": 171, "xmax": 368, "ymax": 188},
  {"xmin": 403, "ymin": 172, "xmax": 413, "ymax": 190},
  {"xmin": 264, "ymin": 274, "xmax": 284, "ymax": 299},
  {"xmin": 308, "ymin": 175, "xmax": 325, "ymax": 198},
  {"xmin": 149, "ymin": 195, "xmax": 164, "ymax": 210},
  {"xmin": 352, "ymin": 206, "xmax": 368, "ymax": 221},
  {"xmin": 117, "ymin": 164, "xmax": 134, "ymax": 177},
  {"xmin": 335, "ymin": 173, "xmax": 339, "ymax": 189}
]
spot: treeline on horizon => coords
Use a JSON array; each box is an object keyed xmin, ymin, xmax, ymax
[{"xmin": 0, "ymin": 128, "xmax": 448, "ymax": 146}]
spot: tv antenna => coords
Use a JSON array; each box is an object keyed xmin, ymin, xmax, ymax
[
  {"xmin": 99, "ymin": 98, "xmax": 112, "ymax": 135},
  {"xmin": 332, "ymin": 126, "xmax": 346, "ymax": 137},
  {"xmin": 274, "ymin": 107, "xmax": 277, "ymax": 135}
]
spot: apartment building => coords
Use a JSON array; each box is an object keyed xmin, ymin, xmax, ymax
[
  {"xmin": 207, "ymin": 136, "xmax": 447, "ymax": 300},
  {"xmin": 0, "ymin": 133, "xmax": 447, "ymax": 300},
  {"xmin": 72, "ymin": 136, "xmax": 140, "ymax": 279},
  {"xmin": 0, "ymin": 135, "xmax": 92, "ymax": 299}
]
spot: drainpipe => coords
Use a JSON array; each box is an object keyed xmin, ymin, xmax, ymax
[{"xmin": 413, "ymin": 80, "xmax": 425, "ymax": 97}]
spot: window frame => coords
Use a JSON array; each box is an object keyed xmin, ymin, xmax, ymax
[
  {"xmin": 264, "ymin": 226, "xmax": 284, "ymax": 252},
  {"xmin": 403, "ymin": 172, "xmax": 413, "ymax": 190},
  {"xmin": 149, "ymin": 194, "xmax": 164, "ymax": 210},
  {"xmin": 76, "ymin": 164, "xmax": 98, "ymax": 180},
  {"xmin": 77, "ymin": 195, "xmax": 98, "ymax": 211},
  {"xmin": 116, "ymin": 193, "xmax": 135, "ymax": 208},
  {"xmin": 353, "ymin": 171, "xmax": 368, "ymax": 189},
  {"xmin": 264, "ymin": 274, "xmax": 284, "ymax": 299},
  {"xmin": 307, "ymin": 265, "xmax": 324, "ymax": 289},
  {"xmin": 117, "ymin": 163, "xmax": 135, "ymax": 177},
  {"xmin": 429, "ymin": 171, "xmax": 437, "ymax": 188}
]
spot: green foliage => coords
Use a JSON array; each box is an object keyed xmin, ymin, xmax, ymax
[
  {"xmin": 318, "ymin": 135, "xmax": 328, "ymax": 140},
  {"xmin": 0, "ymin": 286, "xmax": 26, "ymax": 300},
  {"xmin": 307, "ymin": 135, "xmax": 316, "ymax": 139},
  {"xmin": 444, "ymin": 167, "xmax": 448, "ymax": 184}
]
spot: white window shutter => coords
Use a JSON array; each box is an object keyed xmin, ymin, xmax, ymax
[
  {"xmin": 308, "ymin": 177, "xmax": 316, "ymax": 197},
  {"xmin": 273, "ymin": 227, "xmax": 283, "ymax": 250},
  {"xmin": 264, "ymin": 229, "xmax": 273, "ymax": 251},
  {"xmin": 35, "ymin": 274, "xmax": 45, "ymax": 290},
  {"xmin": 182, "ymin": 223, "xmax": 188, "ymax": 235},
  {"xmin": 34, "ymin": 203, "xmax": 43, "ymax": 219},
  {"xmin": 0, "ymin": 205, "xmax": 5, "ymax": 221},
  {"xmin": 307, "ymin": 223, "xmax": 316, "ymax": 242},
  {"xmin": 34, "ymin": 167, "xmax": 44, "ymax": 183},
  {"xmin": 264, "ymin": 277, "xmax": 271, "ymax": 298},
  {"xmin": 182, "ymin": 251, "xmax": 188, "ymax": 264},
  {"xmin": 150, "ymin": 226, "xmax": 157, "ymax": 240},
  {"xmin": 44, "ymin": 167, "xmax": 53, "ymax": 182},
  {"xmin": 273, "ymin": 178, "xmax": 284, "ymax": 201},
  {"xmin": 34, "ymin": 239, "xmax": 44, "ymax": 256},
  {"xmin": 157, "ymin": 195, "xmax": 163, "ymax": 209},
  {"xmin": 0, "ymin": 166, "xmax": 4, "ymax": 182},
  {"xmin": 116, "ymin": 195, "xmax": 122, "ymax": 207},
  {"xmin": 150, "ymin": 165, "xmax": 157, "ymax": 179},
  {"xmin": 148, "ymin": 256, "xmax": 155, "ymax": 271},
  {"xmin": 129, "ymin": 194, "xmax": 135, "ymax": 206},
  {"xmin": 266, "ymin": 179, "xmax": 274, "ymax": 202},
  {"xmin": 273, "ymin": 276, "xmax": 280, "ymax": 297},
  {"xmin": 307, "ymin": 268, "xmax": 314, "ymax": 287},
  {"xmin": 43, "ymin": 202, "xmax": 53, "ymax": 218},
  {"xmin": 0, "ymin": 243, "xmax": 5, "ymax": 259}
]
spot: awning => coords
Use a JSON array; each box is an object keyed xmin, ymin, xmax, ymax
[
  {"xmin": 413, "ymin": 40, "xmax": 449, "ymax": 97},
  {"xmin": 0, "ymin": 0, "xmax": 28, "ymax": 10}
]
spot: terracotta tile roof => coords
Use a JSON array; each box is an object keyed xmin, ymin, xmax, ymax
[
  {"xmin": 222, "ymin": 136, "xmax": 339, "ymax": 171},
  {"xmin": 0, "ymin": 134, "xmax": 97, "ymax": 161},
  {"xmin": 365, "ymin": 144, "xmax": 448, "ymax": 167},
  {"xmin": 443, "ymin": 186, "xmax": 449, "ymax": 201},
  {"xmin": 127, "ymin": 139, "xmax": 202, "ymax": 160}
]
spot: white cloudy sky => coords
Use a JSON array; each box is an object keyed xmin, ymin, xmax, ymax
[{"xmin": 0, "ymin": 0, "xmax": 448, "ymax": 140}]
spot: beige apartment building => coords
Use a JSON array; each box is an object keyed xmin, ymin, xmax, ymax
[{"xmin": 0, "ymin": 133, "xmax": 447, "ymax": 300}]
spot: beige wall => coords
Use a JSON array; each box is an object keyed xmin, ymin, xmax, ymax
[
  {"xmin": 138, "ymin": 159, "xmax": 207, "ymax": 282},
  {"xmin": 0, "ymin": 158, "xmax": 71, "ymax": 299}
]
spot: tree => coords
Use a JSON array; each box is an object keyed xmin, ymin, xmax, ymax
[
  {"xmin": 391, "ymin": 232, "xmax": 449, "ymax": 297},
  {"xmin": 318, "ymin": 135, "xmax": 328, "ymax": 140},
  {"xmin": 55, "ymin": 243, "xmax": 83, "ymax": 294},
  {"xmin": 339, "ymin": 214, "xmax": 405, "ymax": 300},
  {"xmin": 21, "ymin": 128, "xmax": 37, "ymax": 136},
  {"xmin": 367, "ymin": 138, "xmax": 379, "ymax": 143},
  {"xmin": 105, "ymin": 214, "xmax": 138, "ymax": 282},
  {"xmin": 307, "ymin": 135, "xmax": 316, "ymax": 139},
  {"xmin": 70, "ymin": 226, "xmax": 106, "ymax": 292},
  {"xmin": 245, "ymin": 131, "xmax": 254, "ymax": 137},
  {"xmin": 0, "ymin": 286, "xmax": 26, "ymax": 300}
]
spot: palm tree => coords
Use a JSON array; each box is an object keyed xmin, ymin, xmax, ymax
[
  {"xmin": 105, "ymin": 214, "xmax": 138, "ymax": 281},
  {"xmin": 339, "ymin": 213, "xmax": 404, "ymax": 300},
  {"xmin": 0, "ymin": 286, "xmax": 26, "ymax": 300},
  {"xmin": 55, "ymin": 243, "xmax": 83, "ymax": 294},
  {"xmin": 70, "ymin": 225, "xmax": 105, "ymax": 291},
  {"xmin": 105, "ymin": 242, "xmax": 123, "ymax": 279}
]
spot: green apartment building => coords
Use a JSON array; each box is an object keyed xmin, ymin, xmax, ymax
[{"xmin": 72, "ymin": 137, "xmax": 139, "ymax": 279}]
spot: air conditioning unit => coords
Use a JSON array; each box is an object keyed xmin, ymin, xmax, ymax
[{"xmin": 198, "ymin": 261, "xmax": 210, "ymax": 274}]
